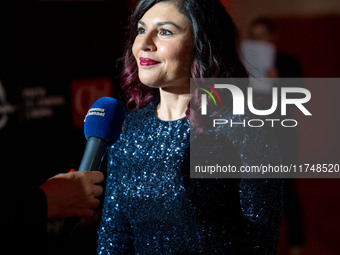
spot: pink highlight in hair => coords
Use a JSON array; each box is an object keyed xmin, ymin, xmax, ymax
[{"xmin": 121, "ymin": 45, "xmax": 157, "ymax": 112}]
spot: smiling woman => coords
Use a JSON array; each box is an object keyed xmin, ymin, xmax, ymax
[
  {"xmin": 131, "ymin": 1, "xmax": 194, "ymax": 121},
  {"xmin": 122, "ymin": 0, "xmax": 248, "ymax": 115},
  {"xmin": 132, "ymin": 2, "xmax": 193, "ymax": 92},
  {"xmin": 97, "ymin": 0, "xmax": 283, "ymax": 254}
]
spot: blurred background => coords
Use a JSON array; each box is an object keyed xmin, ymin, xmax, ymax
[
  {"xmin": 225, "ymin": 1, "xmax": 340, "ymax": 255},
  {"xmin": 0, "ymin": 0, "xmax": 339, "ymax": 254}
]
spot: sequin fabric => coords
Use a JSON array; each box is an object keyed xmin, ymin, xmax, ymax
[{"xmin": 97, "ymin": 102, "xmax": 283, "ymax": 255}]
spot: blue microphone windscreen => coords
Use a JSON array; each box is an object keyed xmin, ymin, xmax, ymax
[{"xmin": 84, "ymin": 97, "xmax": 126, "ymax": 143}]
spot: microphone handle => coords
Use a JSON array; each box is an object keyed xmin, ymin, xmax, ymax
[
  {"xmin": 62, "ymin": 137, "xmax": 108, "ymax": 235},
  {"xmin": 78, "ymin": 137, "xmax": 108, "ymax": 171}
]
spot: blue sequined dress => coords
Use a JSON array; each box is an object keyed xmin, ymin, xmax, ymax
[{"xmin": 97, "ymin": 102, "xmax": 283, "ymax": 255}]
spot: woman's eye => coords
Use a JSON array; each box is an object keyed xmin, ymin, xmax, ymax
[
  {"xmin": 159, "ymin": 28, "xmax": 173, "ymax": 36},
  {"xmin": 137, "ymin": 27, "xmax": 146, "ymax": 35}
]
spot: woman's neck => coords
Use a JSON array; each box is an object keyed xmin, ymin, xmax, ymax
[{"xmin": 156, "ymin": 87, "xmax": 191, "ymax": 121}]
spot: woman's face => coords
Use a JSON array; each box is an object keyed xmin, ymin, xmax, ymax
[{"xmin": 132, "ymin": 2, "xmax": 193, "ymax": 92}]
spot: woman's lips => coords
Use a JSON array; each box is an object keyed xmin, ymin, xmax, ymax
[{"xmin": 139, "ymin": 57, "xmax": 161, "ymax": 66}]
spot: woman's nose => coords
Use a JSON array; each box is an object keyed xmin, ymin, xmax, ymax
[{"xmin": 140, "ymin": 33, "xmax": 157, "ymax": 52}]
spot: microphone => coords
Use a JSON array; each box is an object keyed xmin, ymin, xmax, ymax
[
  {"xmin": 78, "ymin": 97, "xmax": 126, "ymax": 171},
  {"xmin": 62, "ymin": 97, "xmax": 125, "ymax": 234}
]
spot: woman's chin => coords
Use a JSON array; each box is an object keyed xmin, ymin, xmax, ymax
[{"xmin": 139, "ymin": 78, "xmax": 163, "ymax": 89}]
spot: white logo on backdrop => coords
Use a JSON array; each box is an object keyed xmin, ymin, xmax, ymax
[{"xmin": 0, "ymin": 80, "xmax": 17, "ymax": 130}]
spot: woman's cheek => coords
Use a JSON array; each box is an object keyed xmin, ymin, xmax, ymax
[
  {"xmin": 159, "ymin": 42, "xmax": 187, "ymax": 65},
  {"xmin": 132, "ymin": 38, "xmax": 140, "ymax": 60}
]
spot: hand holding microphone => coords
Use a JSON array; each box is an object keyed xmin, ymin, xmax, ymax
[
  {"xmin": 40, "ymin": 171, "xmax": 104, "ymax": 218},
  {"xmin": 40, "ymin": 97, "xmax": 126, "ymax": 218}
]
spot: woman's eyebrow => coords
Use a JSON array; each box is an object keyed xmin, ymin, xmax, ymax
[
  {"xmin": 138, "ymin": 20, "xmax": 146, "ymax": 26},
  {"xmin": 156, "ymin": 21, "xmax": 182, "ymax": 30},
  {"xmin": 138, "ymin": 20, "xmax": 183, "ymax": 30}
]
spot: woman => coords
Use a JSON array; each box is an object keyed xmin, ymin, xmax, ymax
[{"xmin": 98, "ymin": 0, "xmax": 283, "ymax": 254}]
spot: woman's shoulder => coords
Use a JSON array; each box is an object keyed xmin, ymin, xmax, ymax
[{"xmin": 213, "ymin": 108, "xmax": 281, "ymax": 165}]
